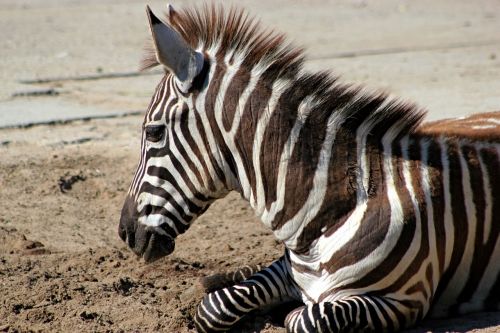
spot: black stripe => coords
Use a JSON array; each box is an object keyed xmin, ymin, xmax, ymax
[
  {"xmin": 481, "ymin": 146, "xmax": 500, "ymax": 309},
  {"xmin": 433, "ymin": 139, "xmax": 468, "ymax": 310},
  {"xmin": 146, "ymin": 165, "xmax": 208, "ymax": 210}
]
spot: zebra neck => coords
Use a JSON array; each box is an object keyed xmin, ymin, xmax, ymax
[
  {"xmin": 207, "ymin": 61, "xmax": 424, "ymax": 253},
  {"xmin": 228, "ymin": 97, "xmax": 396, "ymax": 252}
]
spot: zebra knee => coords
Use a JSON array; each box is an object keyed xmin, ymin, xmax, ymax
[
  {"xmin": 194, "ymin": 289, "xmax": 248, "ymax": 332},
  {"xmin": 285, "ymin": 303, "xmax": 330, "ymax": 333},
  {"xmin": 195, "ymin": 258, "xmax": 294, "ymax": 332},
  {"xmin": 285, "ymin": 303, "xmax": 335, "ymax": 333}
]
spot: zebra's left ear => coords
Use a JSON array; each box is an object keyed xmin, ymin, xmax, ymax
[{"xmin": 146, "ymin": 5, "xmax": 204, "ymax": 93}]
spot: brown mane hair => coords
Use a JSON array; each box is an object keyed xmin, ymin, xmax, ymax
[{"xmin": 142, "ymin": 4, "xmax": 303, "ymax": 79}]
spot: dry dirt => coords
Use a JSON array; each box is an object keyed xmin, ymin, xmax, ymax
[
  {"xmin": 0, "ymin": 115, "xmax": 499, "ymax": 333},
  {"xmin": 0, "ymin": 116, "xmax": 285, "ymax": 332}
]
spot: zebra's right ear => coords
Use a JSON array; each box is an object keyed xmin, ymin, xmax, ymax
[{"xmin": 146, "ymin": 5, "xmax": 204, "ymax": 93}]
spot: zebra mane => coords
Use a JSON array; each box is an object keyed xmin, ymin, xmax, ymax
[
  {"xmin": 142, "ymin": 4, "xmax": 304, "ymax": 77},
  {"xmin": 142, "ymin": 4, "xmax": 426, "ymax": 139}
]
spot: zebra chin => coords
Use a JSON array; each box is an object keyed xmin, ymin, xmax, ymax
[{"xmin": 119, "ymin": 196, "xmax": 176, "ymax": 263}]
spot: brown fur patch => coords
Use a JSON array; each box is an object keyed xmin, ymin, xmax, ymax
[{"xmin": 418, "ymin": 111, "xmax": 500, "ymax": 142}]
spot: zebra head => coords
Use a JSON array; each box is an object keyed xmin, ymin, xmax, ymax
[{"xmin": 119, "ymin": 6, "xmax": 232, "ymax": 262}]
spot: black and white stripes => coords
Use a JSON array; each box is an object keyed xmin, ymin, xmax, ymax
[
  {"xmin": 119, "ymin": 4, "xmax": 500, "ymax": 331},
  {"xmin": 195, "ymin": 257, "xmax": 297, "ymax": 332}
]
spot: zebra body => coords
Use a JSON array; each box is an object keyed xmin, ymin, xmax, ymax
[{"xmin": 119, "ymin": 4, "xmax": 500, "ymax": 332}]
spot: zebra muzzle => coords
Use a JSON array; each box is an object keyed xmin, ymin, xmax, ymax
[
  {"xmin": 119, "ymin": 207, "xmax": 175, "ymax": 262},
  {"xmin": 129, "ymin": 224, "xmax": 175, "ymax": 263},
  {"xmin": 139, "ymin": 225, "xmax": 176, "ymax": 263}
]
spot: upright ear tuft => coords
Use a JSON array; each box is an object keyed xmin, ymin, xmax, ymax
[
  {"xmin": 146, "ymin": 5, "xmax": 204, "ymax": 93},
  {"xmin": 147, "ymin": 5, "xmax": 163, "ymax": 25},
  {"xmin": 165, "ymin": 3, "xmax": 178, "ymax": 23}
]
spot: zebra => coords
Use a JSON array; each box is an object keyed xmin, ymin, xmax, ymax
[{"xmin": 118, "ymin": 4, "xmax": 500, "ymax": 332}]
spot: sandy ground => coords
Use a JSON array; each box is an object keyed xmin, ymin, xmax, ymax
[
  {"xmin": 1, "ymin": 0, "xmax": 500, "ymax": 332},
  {"xmin": 0, "ymin": 117, "xmax": 284, "ymax": 332}
]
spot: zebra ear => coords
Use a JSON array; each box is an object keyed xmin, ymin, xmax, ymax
[{"xmin": 146, "ymin": 5, "xmax": 204, "ymax": 93}]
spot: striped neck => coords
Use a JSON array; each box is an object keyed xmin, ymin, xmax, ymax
[{"xmin": 199, "ymin": 51, "xmax": 424, "ymax": 251}]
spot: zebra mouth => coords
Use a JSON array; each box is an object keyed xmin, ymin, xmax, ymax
[
  {"xmin": 119, "ymin": 195, "xmax": 176, "ymax": 262},
  {"xmin": 139, "ymin": 225, "xmax": 176, "ymax": 263},
  {"xmin": 119, "ymin": 217, "xmax": 175, "ymax": 263}
]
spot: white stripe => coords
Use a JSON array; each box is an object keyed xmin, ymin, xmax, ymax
[
  {"xmin": 366, "ymin": 297, "xmax": 386, "ymax": 329},
  {"xmin": 137, "ymin": 192, "xmax": 165, "ymax": 211},
  {"xmin": 222, "ymin": 289, "xmax": 249, "ymax": 313},
  {"xmin": 150, "ymin": 78, "xmax": 171, "ymax": 120},
  {"xmin": 478, "ymin": 144, "xmax": 493, "ymax": 244},
  {"xmin": 274, "ymin": 105, "xmax": 344, "ymax": 247},
  {"xmin": 420, "ymin": 139, "xmax": 440, "ymax": 292},
  {"xmin": 195, "ymin": 306, "xmax": 212, "ymax": 332},
  {"xmin": 260, "ymin": 96, "xmax": 315, "ymax": 227},
  {"xmin": 170, "ymin": 101, "xmax": 208, "ymax": 192},
  {"xmin": 232, "ymin": 287, "xmax": 259, "ymax": 308},
  {"xmin": 214, "ymin": 292, "xmax": 238, "ymax": 321},
  {"xmin": 193, "ymin": 56, "xmax": 225, "ymax": 192},
  {"xmin": 227, "ymin": 69, "xmax": 261, "ymax": 197},
  {"xmin": 251, "ymin": 78, "xmax": 290, "ymax": 215},
  {"xmin": 185, "ymin": 95, "xmax": 218, "ymax": 192},
  {"xmin": 439, "ymin": 137, "xmax": 455, "ymax": 272},
  {"xmin": 212, "ymin": 53, "xmax": 244, "ymax": 190},
  {"xmin": 486, "ymin": 118, "xmax": 500, "ymax": 125},
  {"xmin": 438, "ymin": 141, "xmax": 478, "ymax": 309},
  {"xmin": 139, "ymin": 214, "xmax": 180, "ymax": 235},
  {"xmin": 242, "ymin": 278, "xmax": 269, "ymax": 304},
  {"xmin": 200, "ymin": 297, "xmax": 233, "ymax": 327},
  {"xmin": 261, "ymin": 268, "xmax": 287, "ymax": 299},
  {"xmin": 398, "ymin": 136, "xmax": 427, "ymax": 306},
  {"xmin": 472, "ymin": 125, "xmax": 496, "ymax": 130},
  {"xmin": 147, "ymin": 155, "xmax": 204, "ymax": 208}
]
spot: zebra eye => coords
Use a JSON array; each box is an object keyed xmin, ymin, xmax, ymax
[{"xmin": 145, "ymin": 124, "xmax": 165, "ymax": 143}]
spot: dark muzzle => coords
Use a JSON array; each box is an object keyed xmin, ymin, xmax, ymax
[{"xmin": 119, "ymin": 196, "xmax": 175, "ymax": 263}]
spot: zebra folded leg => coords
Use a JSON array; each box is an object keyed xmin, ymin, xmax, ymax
[
  {"xmin": 195, "ymin": 257, "xmax": 298, "ymax": 332},
  {"xmin": 285, "ymin": 295, "xmax": 419, "ymax": 333},
  {"xmin": 200, "ymin": 264, "xmax": 263, "ymax": 293}
]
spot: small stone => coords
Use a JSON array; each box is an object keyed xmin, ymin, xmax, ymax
[{"xmin": 80, "ymin": 310, "xmax": 98, "ymax": 321}]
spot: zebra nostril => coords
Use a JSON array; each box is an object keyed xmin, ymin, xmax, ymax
[
  {"xmin": 118, "ymin": 216, "xmax": 136, "ymax": 249},
  {"xmin": 118, "ymin": 223, "xmax": 127, "ymax": 242},
  {"xmin": 144, "ymin": 205, "xmax": 153, "ymax": 215}
]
